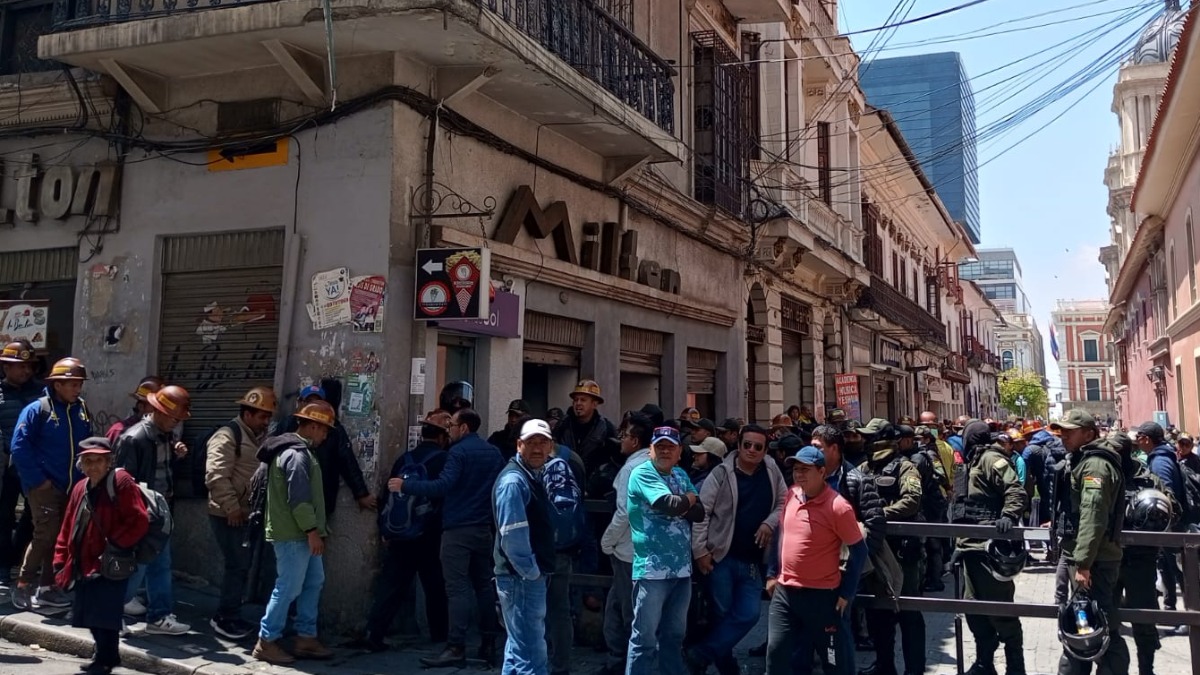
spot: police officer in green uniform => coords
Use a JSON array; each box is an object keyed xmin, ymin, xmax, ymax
[
  {"xmin": 953, "ymin": 420, "xmax": 1029, "ymax": 675},
  {"xmin": 1108, "ymin": 431, "xmax": 1174, "ymax": 675},
  {"xmin": 1051, "ymin": 409, "xmax": 1129, "ymax": 675},
  {"xmin": 857, "ymin": 418, "xmax": 925, "ymax": 675}
]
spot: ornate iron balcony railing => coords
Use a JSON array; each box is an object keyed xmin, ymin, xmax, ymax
[
  {"xmin": 483, "ymin": 0, "xmax": 675, "ymax": 133},
  {"xmin": 858, "ymin": 274, "xmax": 948, "ymax": 348}
]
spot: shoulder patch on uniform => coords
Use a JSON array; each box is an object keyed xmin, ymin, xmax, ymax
[
  {"xmin": 993, "ymin": 459, "xmax": 1009, "ymax": 471},
  {"xmin": 1083, "ymin": 475, "xmax": 1103, "ymax": 490}
]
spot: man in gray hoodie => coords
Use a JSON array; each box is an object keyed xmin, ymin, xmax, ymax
[{"xmin": 687, "ymin": 423, "xmax": 787, "ymax": 675}]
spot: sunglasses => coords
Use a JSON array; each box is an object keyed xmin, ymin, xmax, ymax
[{"xmin": 741, "ymin": 440, "xmax": 765, "ymax": 451}]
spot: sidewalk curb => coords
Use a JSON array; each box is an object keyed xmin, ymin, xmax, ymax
[{"xmin": 0, "ymin": 613, "xmax": 225, "ymax": 675}]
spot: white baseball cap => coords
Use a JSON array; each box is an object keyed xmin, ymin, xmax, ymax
[{"xmin": 519, "ymin": 419, "xmax": 554, "ymax": 441}]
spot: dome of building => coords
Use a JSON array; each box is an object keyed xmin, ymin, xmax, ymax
[{"xmin": 1130, "ymin": 3, "xmax": 1189, "ymax": 65}]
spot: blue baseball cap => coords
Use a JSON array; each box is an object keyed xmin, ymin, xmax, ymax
[
  {"xmin": 299, "ymin": 385, "xmax": 326, "ymax": 401},
  {"xmin": 784, "ymin": 446, "xmax": 826, "ymax": 468},
  {"xmin": 650, "ymin": 426, "xmax": 681, "ymax": 447}
]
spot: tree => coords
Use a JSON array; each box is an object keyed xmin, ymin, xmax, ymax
[{"xmin": 999, "ymin": 368, "xmax": 1048, "ymax": 418}]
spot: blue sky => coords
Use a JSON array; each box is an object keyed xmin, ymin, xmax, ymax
[{"xmin": 842, "ymin": 0, "xmax": 1169, "ymax": 402}]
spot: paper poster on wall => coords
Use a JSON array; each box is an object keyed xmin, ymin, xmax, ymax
[
  {"xmin": 345, "ymin": 373, "xmax": 376, "ymax": 417},
  {"xmin": 350, "ymin": 275, "xmax": 386, "ymax": 333},
  {"xmin": 310, "ymin": 267, "xmax": 351, "ymax": 329},
  {"xmin": 407, "ymin": 425, "xmax": 423, "ymax": 451},
  {"xmin": 410, "ymin": 357, "xmax": 426, "ymax": 395},
  {"xmin": 0, "ymin": 301, "xmax": 49, "ymax": 350},
  {"xmin": 834, "ymin": 373, "xmax": 861, "ymax": 422}
]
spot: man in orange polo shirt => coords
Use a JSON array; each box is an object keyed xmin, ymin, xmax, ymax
[{"xmin": 764, "ymin": 446, "xmax": 868, "ymax": 675}]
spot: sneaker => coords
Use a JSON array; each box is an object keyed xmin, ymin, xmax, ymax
[
  {"xmin": 32, "ymin": 586, "xmax": 71, "ymax": 609},
  {"xmin": 210, "ymin": 616, "xmax": 255, "ymax": 640},
  {"xmin": 120, "ymin": 621, "xmax": 133, "ymax": 638},
  {"xmin": 11, "ymin": 585, "xmax": 31, "ymax": 610},
  {"xmin": 123, "ymin": 597, "xmax": 147, "ymax": 616},
  {"xmin": 146, "ymin": 614, "xmax": 190, "ymax": 635}
]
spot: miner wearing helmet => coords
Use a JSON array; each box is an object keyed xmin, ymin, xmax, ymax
[
  {"xmin": 277, "ymin": 384, "xmax": 374, "ymax": 517},
  {"xmin": 105, "ymin": 376, "xmax": 164, "ymax": 445},
  {"xmin": 0, "ymin": 340, "xmax": 41, "ymax": 587},
  {"xmin": 114, "ymin": 384, "xmax": 193, "ymax": 636},
  {"xmin": 253, "ymin": 400, "xmax": 338, "ymax": 665},
  {"xmin": 204, "ymin": 386, "xmax": 277, "ymax": 640},
  {"xmin": 9, "ymin": 356, "xmax": 93, "ymax": 611},
  {"xmin": 554, "ymin": 379, "xmax": 618, "ymax": 486}
]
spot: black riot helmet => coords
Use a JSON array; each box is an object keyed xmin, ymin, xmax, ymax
[
  {"xmin": 982, "ymin": 539, "xmax": 1028, "ymax": 582},
  {"xmin": 1126, "ymin": 488, "xmax": 1174, "ymax": 532},
  {"xmin": 439, "ymin": 381, "xmax": 474, "ymax": 413},
  {"xmin": 1058, "ymin": 589, "xmax": 1111, "ymax": 663}
]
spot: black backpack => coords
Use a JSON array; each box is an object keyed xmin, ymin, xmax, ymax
[
  {"xmin": 245, "ymin": 460, "xmax": 270, "ymax": 532},
  {"xmin": 191, "ymin": 422, "xmax": 244, "ymax": 497},
  {"xmin": 1178, "ymin": 461, "xmax": 1200, "ymax": 526}
]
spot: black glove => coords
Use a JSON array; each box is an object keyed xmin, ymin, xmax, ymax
[{"xmin": 995, "ymin": 516, "xmax": 1014, "ymax": 534}]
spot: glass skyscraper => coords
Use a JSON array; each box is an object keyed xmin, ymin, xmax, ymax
[{"xmin": 859, "ymin": 52, "xmax": 981, "ymax": 244}]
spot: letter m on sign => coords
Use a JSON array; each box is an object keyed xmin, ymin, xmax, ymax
[{"xmin": 493, "ymin": 186, "xmax": 579, "ymax": 265}]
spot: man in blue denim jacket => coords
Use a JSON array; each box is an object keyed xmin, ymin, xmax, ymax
[{"xmin": 492, "ymin": 419, "xmax": 557, "ymax": 675}]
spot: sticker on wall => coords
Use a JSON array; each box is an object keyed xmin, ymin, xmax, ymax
[
  {"xmin": 407, "ymin": 425, "xmax": 423, "ymax": 452},
  {"xmin": 310, "ymin": 267, "xmax": 352, "ymax": 330},
  {"xmin": 345, "ymin": 373, "xmax": 376, "ymax": 418},
  {"xmin": 350, "ymin": 350, "xmax": 381, "ymax": 374},
  {"xmin": 103, "ymin": 325, "xmax": 125, "ymax": 351},
  {"xmin": 410, "ymin": 357, "xmax": 426, "ymax": 395},
  {"xmin": 350, "ymin": 275, "xmax": 386, "ymax": 333},
  {"xmin": 0, "ymin": 301, "xmax": 49, "ymax": 350}
]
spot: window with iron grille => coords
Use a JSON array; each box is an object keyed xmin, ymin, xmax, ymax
[
  {"xmin": 926, "ymin": 277, "xmax": 941, "ymax": 320},
  {"xmin": 0, "ymin": 0, "xmax": 57, "ymax": 76},
  {"xmin": 863, "ymin": 198, "xmax": 883, "ymax": 276},
  {"xmin": 817, "ymin": 121, "xmax": 832, "ymax": 205},
  {"xmin": 693, "ymin": 31, "xmax": 752, "ymax": 217},
  {"xmin": 741, "ymin": 32, "xmax": 761, "ymax": 161},
  {"xmin": 594, "ymin": 0, "xmax": 633, "ymax": 28}
]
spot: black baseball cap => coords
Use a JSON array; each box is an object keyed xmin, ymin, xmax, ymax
[
  {"xmin": 507, "ymin": 399, "xmax": 532, "ymax": 415},
  {"xmin": 1135, "ymin": 421, "xmax": 1166, "ymax": 444},
  {"xmin": 769, "ymin": 434, "xmax": 805, "ymax": 454},
  {"xmin": 697, "ymin": 419, "xmax": 716, "ymax": 433},
  {"xmin": 896, "ymin": 425, "xmax": 916, "ymax": 439},
  {"xmin": 719, "ymin": 418, "xmax": 741, "ymax": 433}
]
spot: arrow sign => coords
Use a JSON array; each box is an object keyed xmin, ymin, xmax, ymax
[
  {"xmin": 421, "ymin": 259, "xmax": 443, "ymax": 275},
  {"xmin": 414, "ymin": 247, "xmax": 490, "ymax": 321}
]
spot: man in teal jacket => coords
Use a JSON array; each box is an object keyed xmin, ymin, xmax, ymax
[{"xmin": 253, "ymin": 401, "xmax": 336, "ymax": 666}]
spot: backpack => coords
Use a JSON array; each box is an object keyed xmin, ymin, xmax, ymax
[
  {"xmin": 1179, "ymin": 461, "xmax": 1200, "ymax": 526},
  {"xmin": 378, "ymin": 451, "xmax": 438, "ymax": 541},
  {"xmin": 245, "ymin": 460, "xmax": 271, "ymax": 532},
  {"xmin": 542, "ymin": 455, "xmax": 586, "ymax": 552},
  {"xmin": 191, "ymin": 421, "xmax": 244, "ymax": 497},
  {"xmin": 104, "ymin": 468, "xmax": 173, "ymax": 564}
]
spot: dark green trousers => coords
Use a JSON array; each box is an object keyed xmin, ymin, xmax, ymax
[
  {"xmin": 963, "ymin": 553, "xmax": 1023, "ymax": 658},
  {"xmin": 1058, "ymin": 560, "xmax": 1130, "ymax": 675},
  {"xmin": 1117, "ymin": 551, "xmax": 1160, "ymax": 672}
]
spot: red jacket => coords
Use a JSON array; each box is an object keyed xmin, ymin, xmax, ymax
[{"xmin": 54, "ymin": 468, "xmax": 149, "ymax": 589}]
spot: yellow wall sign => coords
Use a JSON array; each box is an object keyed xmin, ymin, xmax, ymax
[{"xmin": 207, "ymin": 138, "xmax": 289, "ymax": 172}]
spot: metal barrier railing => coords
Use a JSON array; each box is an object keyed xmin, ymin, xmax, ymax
[{"xmin": 573, "ymin": 510, "xmax": 1200, "ymax": 675}]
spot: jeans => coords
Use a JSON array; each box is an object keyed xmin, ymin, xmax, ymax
[
  {"xmin": 626, "ymin": 577, "xmax": 691, "ymax": 675},
  {"xmin": 124, "ymin": 539, "xmax": 174, "ymax": 623},
  {"xmin": 496, "ymin": 574, "xmax": 549, "ymax": 675},
  {"xmin": 693, "ymin": 557, "xmax": 762, "ymax": 670},
  {"xmin": 208, "ymin": 516, "xmax": 252, "ymax": 619},
  {"xmin": 258, "ymin": 539, "xmax": 325, "ymax": 641},
  {"xmin": 19, "ymin": 483, "xmax": 66, "ymax": 587},
  {"xmin": 546, "ymin": 553, "xmax": 573, "ymax": 674},
  {"xmin": 367, "ymin": 535, "xmax": 448, "ymax": 643},
  {"xmin": 604, "ymin": 557, "xmax": 635, "ymax": 670},
  {"xmin": 441, "ymin": 525, "xmax": 499, "ymax": 647},
  {"xmin": 766, "ymin": 586, "xmax": 842, "ymax": 675}
]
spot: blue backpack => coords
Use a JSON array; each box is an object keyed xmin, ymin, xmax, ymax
[
  {"xmin": 378, "ymin": 452, "xmax": 437, "ymax": 541},
  {"xmin": 543, "ymin": 453, "xmax": 586, "ymax": 551}
]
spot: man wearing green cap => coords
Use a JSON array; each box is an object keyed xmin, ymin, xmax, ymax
[{"xmin": 1050, "ymin": 409, "xmax": 1128, "ymax": 675}]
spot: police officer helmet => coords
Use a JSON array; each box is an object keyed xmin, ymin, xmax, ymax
[
  {"xmin": 1126, "ymin": 488, "xmax": 1174, "ymax": 532},
  {"xmin": 1057, "ymin": 590, "xmax": 1111, "ymax": 662},
  {"xmin": 439, "ymin": 381, "xmax": 473, "ymax": 413},
  {"xmin": 982, "ymin": 539, "xmax": 1028, "ymax": 582}
]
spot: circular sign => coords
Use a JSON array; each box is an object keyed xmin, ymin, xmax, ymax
[{"xmin": 418, "ymin": 281, "xmax": 451, "ymax": 317}]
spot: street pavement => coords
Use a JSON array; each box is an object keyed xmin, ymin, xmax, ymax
[{"xmin": 0, "ymin": 559, "xmax": 1194, "ymax": 675}]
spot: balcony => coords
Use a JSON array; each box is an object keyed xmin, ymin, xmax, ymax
[
  {"xmin": 725, "ymin": 0, "xmax": 792, "ymax": 23},
  {"xmin": 41, "ymin": 0, "xmax": 683, "ymax": 163},
  {"xmin": 856, "ymin": 273, "xmax": 948, "ymax": 349},
  {"xmin": 751, "ymin": 161, "xmax": 865, "ymax": 269},
  {"xmin": 942, "ymin": 353, "xmax": 971, "ymax": 384}
]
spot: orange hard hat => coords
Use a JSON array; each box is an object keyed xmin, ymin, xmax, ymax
[
  {"xmin": 0, "ymin": 340, "xmax": 36, "ymax": 364},
  {"xmin": 294, "ymin": 400, "xmax": 336, "ymax": 428},
  {"xmin": 237, "ymin": 386, "xmax": 278, "ymax": 413},
  {"xmin": 46, "ymin": 357, "xmax": 87, "ymax": 381},
  {"xmin": 149, "ymin": 385, "xmax": 192, "ymax": 420},
  {"xmin": 131, "ymin": 376, "xmax": 165, "ymax": 402}
]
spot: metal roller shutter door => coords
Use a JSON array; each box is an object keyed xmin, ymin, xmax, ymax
[
  {"xmin": 620, "ymin": 326, "xmax": 663, "ymax": 375},
  {"xmin": 157, "ymin": 230, "xmax": 285, "ymax": 458},
  {"xmin": 0, "ymin": 247, "xmax": 78, "ymax": 366},
  {"xmin": 524, "ymin": 312, "xmax": 586, "ymax": 367},
  {"xmin": 687, "ymin": 348, "xmax": 719, "ymax": 395}
]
